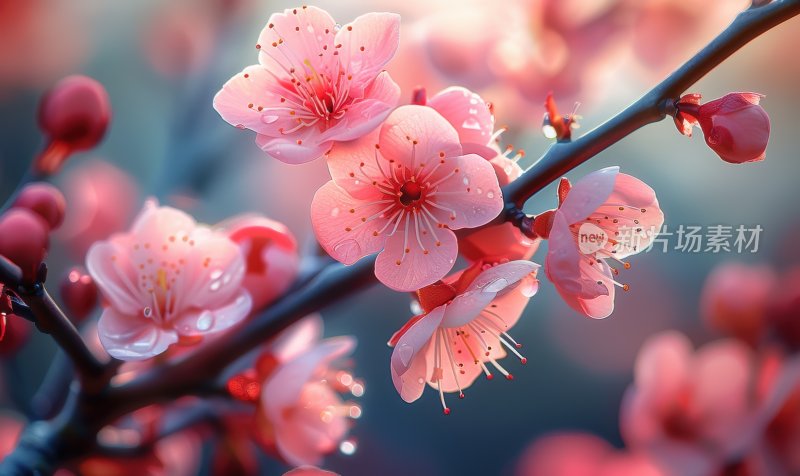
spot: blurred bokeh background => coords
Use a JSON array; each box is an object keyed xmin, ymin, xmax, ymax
[{"xmin": 1, "ymin": 0, "xmax": 799, "ymax": 474}]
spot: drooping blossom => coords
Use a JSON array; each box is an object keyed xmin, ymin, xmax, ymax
[
  {"xmin": 674, "ymin": 92, "xmax": 771, "ymax": 164},
  {"xmin": 313, "ymin": 105, "xmax": 504, "ymax": 291},
  {"xmin": 515, "ymin": 432, "xmax": 664, "ymax": 476},
  {"xmin": 225, "ymin": 316, "xmax": 361, "ymax": 467},
  {"xmin": 700, "ymin": 262, "xmax": 777, "ymax": 346},
  {"xmin": 543, "ymin": 167, "xmax": 664, "ymax": 319},
  {"xmin": 389, "ymin": 260, "xmax": 538, "ymax": 413},
  {"xmin": 86, "ymin": 201, "xmax": 252, "ymax": 361},
  {"xmin": 214, "ymin": 6, "xmax": 401, "ymax": 164},
  {"xmin": 621, "ymin": 331, "xmax": 758, "ymax": 476},
  {"xmin": 221, "ymin": 214, "xmax": 299, "ymax": 311}
]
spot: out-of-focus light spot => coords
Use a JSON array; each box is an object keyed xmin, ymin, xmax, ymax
[{"xmin": 340, "ymin": 439, "xmax": 357, "ymax": 455}]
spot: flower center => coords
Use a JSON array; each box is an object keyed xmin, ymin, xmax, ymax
[{"xmin": 399, "ymin": 181, "xmax": 424, "ymax": 207}]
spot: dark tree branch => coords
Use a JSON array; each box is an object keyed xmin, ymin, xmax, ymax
[{"xmin": 2, "ymin": 1, "xmax": 800, "ymax": 473}]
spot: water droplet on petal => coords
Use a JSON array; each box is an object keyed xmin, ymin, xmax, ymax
[
  {"xmin": 486, "ymin": 191, "xmax": 495, "ymax": 199},
  {"xmin": 196, "ymin": 311, "xmax": 214, "ymax": 331},
  {"xmin": 483, "ymin": 278, "xmax": 509, "ymax": 293},
  {"xmin": 520, "ymin": 279, "xmax": 538, "ymax": 298},
  {"xmin": 210, "ymin": 280, "xmax": 222, "ymax": 292},
  {"xmin": 331, "ymin": 207, "xmax": 340, "ymax": 217},
  {"xmin": 461, "ymin": 118, "xmax": 481, "ymax": 130},
  {"xmin": 462, "ymin": 177, "xmax": 470, "ymax": 186},
  {"xmin": 262, "ymin": 115, "xmax": 279, "ymax": 124},
  {"xmin": 334, "ymin": 23, "xmax": 342, "ymax": 32},
  {"xmin": 410, "ymin": 299, "xmax": 423, "ymax": 315},
  {"xmin": 333, "ymin": 239, "xmax": 361, "ymax": 263},
  {"xmin": 476, "ymin": 188, "xmax": 483, "ymax": 194},
  {"xmin": 143, "ymin": 307, "xmax": 152, "ymax": 318},
  {"xmin": 210, "ymin": 269, "xmax": 223, "ymax": 280},
  {"xmin": 398, "ymin": 343, "xmax": 413, "ymax": 367}
]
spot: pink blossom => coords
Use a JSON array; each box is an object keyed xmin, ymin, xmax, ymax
[
  {"xmin": 544, "ymin": 167, "xmax": 664, "ymax": 319},
  {"xmin": 213, "ymin": 6, "xmax": 401, "ymax": 164},
  {"xmin": 284, "ymin": 467, "xmax": 340, "ymax": 476},
  {"xmin": 700, "ymin": 262, "xmax": 777, "ymax": 346},
  {"xmin": 312, "ymin": 105, "xmax": 504, "ymax": 291},
  {"xmin": 674, "ymin": 93, "xmax": 771, "ymax": 164},
  {"xmin": 621, "ymin": 331, "xmax": 757, "ymax": 475},
  {"xmin": 515, "ymin": 432, "xmax": 664, "ymax": 476},
  {"xmin": 86, "ymin": 201, "xmax": 252, "ymax": 361},
  {"xmin": 222, "ymin": 214, "xmax": 299, "ymax": 311},
  {"xmin": 257, "ymin": 316, "xmax": 359, "ymax": 466},
  {"xmin": 389, "ymin": 260, "xmax": 538, "ymax": 413}
]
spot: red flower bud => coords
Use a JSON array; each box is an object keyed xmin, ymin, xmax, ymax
[
  {"xmin": 0, "ymin": 314, "xmax": 32, "ymax": 356},
  {"xmin": 11, "ymin": 182, "xmax": 67, "ymax": 230},
  {"xmin": 0, "ymin": 209, "xmax": 50, "ymax": 283},
  {"xmin": 36, "ymin": 75, "xmax": 111, "ymax": 175},
  {"xmin": 675, "ymin": 92, "xmax": 770, "ymax": 164},
  {"xmin": 59, "ymin": 267, "xmax": 99, "ymax": 323}
]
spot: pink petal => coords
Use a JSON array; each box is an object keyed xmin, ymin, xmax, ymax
[
  {"xmin": 428, "ymin": 87, "xmax": 494, "ymax": 147},
  {"xmin": 326, "ymin": 129, "xmax": 384, "ymax": 199},
  {"xmin": 310, "ymin": 181, "xmax": 389, "ymax": 265},
  {"xmin": 129, "ymin": 201, "xmax": 195, "ymax": 239},
  {"xmin": 428, "ymin": 327, "xmax": 496, "ymax": 393},
  {"xmin": 390, "ymin": 306, "xmax": 446, "ymax": 402},
  {"xmin": 486, "ymin": 275, "xmax": 538, "ymax": 329},
  {"xmin": 633, "ymin": 331, "xmax": 691, "ymax": 411},
  {"xmin": 97, "ymin": 307, "xmax": 178, "ymax": 360},
  {"xmin": 263, "ymin": 336, "xmax": 355, "ymax": 413},
  {"xmin": 171, "ymin": 290, "xmax": 251, "ymax": 336},
  {"xmin": 86, "ymin": 239, "xmax": 144, "ymax": 315},
  {"xmin": 426, "ymin": 153, "xmax": 504, "ymax": 230},
  {"xmin": 213, "ymin": 65, "xmax": 289, "ymax": 135},
  {"xmin": 559, "ymin": 167, "xmax": 618, "ymax": 225},
  {"xmin": 178, "ymin": 229, "xmax": 248, "ymax": 312},
  {"xmin": 256, "ymin": 132, "xmax": 332, "ymax": 165},
  {"xmin": 374, "ymin": 222, "xmax": 458, "ymax": 291},
  {"xmin": 378, "ymin": 105, "xmax": 462, "ymax": 170},
  {"xmin": 284, "ymin": 466, "xmax": 339, "ymax": 476},
  {"xmin": 269, "ymin": 315, "xmax": 323, "ymax": 363},
  {"xmin": 257, "ymin": 6, "xmax": 336, "ymax": 74},
  {"xmin": 320, "ymin": 71, "xmax": 400, "ymax": 143},
  {"xmin": 336, "ymin": 12, "xmax": 400, "ymax": 80}
]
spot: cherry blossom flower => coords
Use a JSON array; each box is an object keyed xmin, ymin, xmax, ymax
[
  {"xmin": 389, "ymin": 260, "xmax": 538, "ymax": 413},
  {"xmin": 700, "ymin": 262, "xmax": 777, "ymax": 346},
  {"xmin": 543, "ymin": 167, "xmax": 664, "ymax": 318},
  {"xmin": 222, "ymin": 214, "xmax": 299, "ymax": 311},
  {"xmin": 214, "ymin": 6, "xmax": 401, "ymax": 164},
  {"xmin": 312, "ymin": 105, "xmax": 504, "ymax": 291},
  {"xmin": 674, "ymin": 92, "xmax": 771, "ymax": 164},
  {"xmin": 515, "ymin": 432, "xmax": 664, "ymax": 476},
  {"xmin": 620, "ymin": 331, "xmax": 757, "ymax": 476},
  {"xmin": 86, "ymin": 201, "xmax": 252, "ymax": 361}
]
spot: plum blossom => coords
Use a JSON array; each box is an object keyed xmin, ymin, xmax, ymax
[
  {"xmin": 214, "ymin": 6, "xmax": 401, "ymax": 164},
  {"xmin": 389, "ymin": 260, "xmax": 539, "ymax": 413},
  {"xmin": 543, "ymin": 167, "xmax": 664, "ymax": 318},
  {"xmin": 674, "ymin": 92, "xmax": 771, "ymax": 164},
  {"xmin": 621, "ymin": 331, "xmax": 757, "ymax": 476},
  {"xmin": 221, "ymin": 214, "xmax": 299, "ymax": 311},
  {"xmin": 312, "ymin": 105, "xmax": 504, "ymax": 291},
  {"xmin": 86, "ymin": 201, "xmax": 252, "ymax": 361}
]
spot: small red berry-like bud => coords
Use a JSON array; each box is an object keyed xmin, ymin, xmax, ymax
[
  {"xmin": 12, "ymin": 183, "xmax": 67, "ymax": 230},
  {"xmin": 36, "ymin": 75, "xmax": 111, "ymax": 175},
  {"xmin": 0, "ymin": 209, "xmax": 50, "ymax": 283},
  {"xmin": 59, "ymin": 267, "xmax": 99, "ymax": 323},
  {"xmin": 0, "ymin": 314, "xmax": 32, "ymax": 356},
  {"xmin": 412, "ymin": 86, "xmax": 427, "ymax": 105},
  {"xmin": 674, "ymin": 92, "xmax": 770, "ymax": 164}
]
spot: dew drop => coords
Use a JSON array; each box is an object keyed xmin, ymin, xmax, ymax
[
  {"xmin": 476, "ymin": 188, "xmax": 483, "ymax": 194},
  {"xmin": 417, "ymin": 377, "xmax": 425, "ymax": 384},
  {"xmin": 461, "ymin": 118, "xmax": 481, "ymax": 130},
  {"xmin": 210, "ymin": 280, "xmax": 222, "ymax": 292},
  {"xmin": 210, "ymin": 269, "xmax": 223, "ymax": 280},
  {"xmin": 483, "ymin": 278, "xmax": 509, "ymax": 293},
  {"xmin": 486, "ymin": 191, "xmax": 495, "ymax": 199},
  {"xmin": 331, "ymin": 207, "xmax": 340, "ymax": 217},
  {"xmin": 196, "ymin": 311, "xmax": 214, "ymax": 331},
  {"xmin": 334, "ymin": 23, "xmax": 342, "ymax": 32},
  {"xmin": 398, "ymin": 344, "xmax": 413, "ymax": 366},
  {"xmin": 462, "ymin": 177, "xmax": 470, "ymax": 186},
  {"xmin": 142, "ymin": 306, "xmax": 152, "ymax": 318},
  {"xmin": 262, "ymin": 115, "xmax": 279, "ymax": 124},
  {"xmin": 333, "ymin": 239, "xmax": 361, "ymax": 263}
]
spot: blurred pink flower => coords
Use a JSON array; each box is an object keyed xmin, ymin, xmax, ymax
[
  {"xmin": 284, "ymin": 466, "xmax": 339, "ymax": 476},
  {"xmin": 312, "ymin": 105, "xmax": 504, "ymax": 291},
  {"xmin": 515, "ymin": 432, "xmax": 664, "ymax": 476},
  {"xmin": 256, "ymin": 316, "xmax": 359, "ymax": 466},
  {"xmin": 674, "ymin": 93, "xmax": 771, "ymax": 164},
  {"xmin": 222, "ymin": 214, "xmax": 299, "ymax": 312},
  {"xmin": 0, "ymin": 411, "xmax": 24, "ymax": 459},
  {"xmin": 214, "ymin": 6, "xmax": 401, "ymax": 164},
  {"xmin": 544, "ymin": 167, "xmax": 663, "ymax": 318},
  {"xmin": 767, "ymin": 266, "xmax": 800, "ymax": 349},
  {"xmin": 621, "ymin": 331, "xmax": 757, "ymax": 476},
  {"xmin": 56, "ymin": 159, "xmax": 140, "ymax": 259},
  {"xmin": 700, "ymin": 262, "xmax": 778, "ymax": 346},
  {"xmin": 87, "ymin": 201, "xmax": 252, "ymax": 360},
  {"xmin": 389, "ymin": 260, "xmax": 538, "ymax": 413}
]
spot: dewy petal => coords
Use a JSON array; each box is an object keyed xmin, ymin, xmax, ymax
[
  {"xmin": 256, "ymin": 132, "xmax": 332, "ymax": 165},
  {"xmin": 178, "ymin": 229, "xmax": 248, "ymax": 312},
  {"xmin": 546, "ymin": 213, "xmax": 615, "ymax": 318},
  {"xmin": 374, "ymin": 223, "xmax": 458, "ymax": 292},
  {"xmin": 390, "ymin": 306, "xmax": 446, "ymax": 403},
  {"xmin": 86, "ymin": 239, "xmax": 144, "ymax": 315},
  {"xmin": 172, "ymin": 290, "xmax": 251, "ymax": 337},
  {"xmin": 379, "ymin": 105, "xmax": 462, "ymax": 170},
  {"xmin": 558, "ymin": 166, "xmax": 618, "ymax": 225},
  {"xmin": 213, "ymin": 65, "xmax": 289, "ymax": 135},
  {"xmin": 257, "ymin": 6, "xmax": 337, "ymax": 74},
  {"xmin": 269, "ymin": 314, "xmax": 324, "ymax": 363},
  {"xmin": 97, "ymin": 308, "xmax": 178, "ymax": 360},
  {"xmin": 428, "ymin": 87, "xmax": 494, "ymax": 147},
  {"xmin": 321, "ymin": 71, "xmax": 400, "ymax": 143},
  {"xmin": 263, "ymin": 336, "xmax": 355, "ymax": 414},
  {"xmin": 336, "ymin": 12, "xmax": 400, "ymax": 80},
  {"xmin": 326, "ymin": 129, "xmax": 384, "ymax": 199},
  {"xmin": 130, "ymin": 201, "xmax": 195, "ymax": 239},
  {"xmin": 427, "ymin": 153, "xmax": 503, "ymax": 230},
  {"xmin": 311, "ymin": 181, "xmax": 389, "ymax": 265}
]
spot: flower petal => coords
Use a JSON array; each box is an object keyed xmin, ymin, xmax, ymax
[
  {"xmin": 97, "ymin": 308, "xmax": 178, "ymax": 360},
  {"xmin": 427, "ymin": 153, "xmax": 503, "ymax": 230},
  {"xmin": 428, "ymin": 87, "xmax": 494, "ymax": 147},
  {"xmin": 326, "ymin": 129, "xmax": 384, "ymax": 199},
  {"xmin": 172, "ymin": 291, "xmax": 251, "ymax": 336},
  {"xmin": 379, "ymin": 105, "xmax": 462, "ymax": 170},
  {"xmin": 559, "ymin": 167, "xmax": 619, "ymax": 225},
  {"xmin": 336, "ymin": 12, "xmax": 400, "ymax": 80},
  {"xmin": 257, "ymin": 6, "xmax": 337, "ymax": 74},
  {"xmin": 390, "ymin": 306, "xmax": 446, "ymax": 402},
  {"xmin": 321, "ymin": 71, "xmax": 400, "ymax": 143},
  {"xmin": 375, "ymin": 222, "xmax": 458, "ymax": 292},
  {"xmin": 256, "ymin": 133, "xmax": 332, "ymax": 165},
  {"xmin": 213, "ymin": 65, "xmax": 291, "ymax": 135},
  {"xmin": 86, "ymin": 239, "xmax": 144, "ymax": 315}
]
